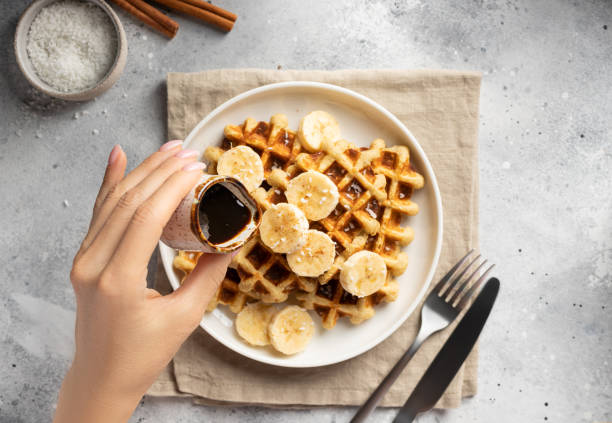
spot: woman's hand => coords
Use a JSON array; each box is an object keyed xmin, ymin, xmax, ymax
[{"xmin": 53, "ymin": 142, "xmax": 233, "ymax": 423}]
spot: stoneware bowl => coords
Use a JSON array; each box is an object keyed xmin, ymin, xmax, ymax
[{"xmin": 14, "ymin": 0, "xmax": 127, "ymax": 101}]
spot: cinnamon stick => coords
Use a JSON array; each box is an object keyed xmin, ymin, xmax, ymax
[
  {"xmin": 110, "ymin": 0, "xmax": 178, "ymax": 38},
  {"xmin": 179, "ymin": 0, "xmax": 237, "ymax": 22},
  {"xmin": 128, "ymin": 0, "xmax": 179, "ymax": 35},
  {"xmin": 149, "ymin": 0, "xmax": 235, "ymax": 32}
]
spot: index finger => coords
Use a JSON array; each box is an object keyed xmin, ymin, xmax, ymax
[{"xmin": 106, "ymin": 162, "xmax": 206, "ymax": 278}]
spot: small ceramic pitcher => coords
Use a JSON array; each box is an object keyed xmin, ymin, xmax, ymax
[{"xmin": 161, "ymin": 174, "xmax": 261, "ymax": 253}]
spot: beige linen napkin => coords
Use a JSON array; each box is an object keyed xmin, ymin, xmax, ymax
[{"xmin": 148, "ymin": 69, "xmax": 481, "ymax": 408}]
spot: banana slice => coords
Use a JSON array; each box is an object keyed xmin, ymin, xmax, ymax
[
  {"xmin": 216, "ymin": 146, "xmax": 264, "ymax": 193},
  {"xmin": 268, "ymin": 305, "xmax": 315, "ymax": 355},
  {"xmin": 286, "ymin": 170, "xmax": 339, "ymax": 221},
  {"xmin": 298, "ymin": 111, "xmax": 341, "ymax": 152},
  {"xmin": 287, "ymin": 230, "xmax": 335, "ymax": 277},
  {"xmin": 259, "ymin": 203, "xmax": 308, "ymax": 253},
  {"xmin": 340, "ymin": 251, "xmax": 387, "ymax": 297},
  {"xmin": 235, "ymin": 302, "xmax": 277, "ymax": 346}
]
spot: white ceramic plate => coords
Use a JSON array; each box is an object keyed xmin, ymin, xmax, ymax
[{"xmin": 160, "ymin": 82, "xmax": 443, "ymax": 368}]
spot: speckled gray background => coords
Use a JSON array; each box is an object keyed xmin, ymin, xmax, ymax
[{"xmin": 0, "ymin": 0, "xmax": 610, "ymax": 422}]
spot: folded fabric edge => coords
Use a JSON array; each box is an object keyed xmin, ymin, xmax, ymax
[
  {"xmin": 172, "ymin": 372, "xmax": 464, "ymax": 409},
  {"xmin": 142, "ymin": 394, "xmax": 464, "ymax": 410},
  {"xmin": 167, "ymin": 68, "xmax": 482, "ymax": 80}
]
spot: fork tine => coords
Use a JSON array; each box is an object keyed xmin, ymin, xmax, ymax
[
  {"xmin": 448, "ymin": 259, "xmax": 488, "ymax": 305},
  {"xmin": 456, "ymin": 264, "xmax": 496, "ymax": 311},
  {"xmin": 432, "ymin": 249, "xmax": 475, "ymax": 296},
  {"xmin": 440, "ymin": 254, "xmax": 482, "ymax": 298}
]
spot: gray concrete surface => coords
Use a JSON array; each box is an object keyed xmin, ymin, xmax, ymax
[{"xmin": 1, "ymin": 0, "xmax": 610, "ymax": 422}]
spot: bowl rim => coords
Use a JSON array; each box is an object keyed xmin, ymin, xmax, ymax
[
  {"xmin": 159, "ymin": 81, "xmax": 444, "ymax": 368},
  {"xmin": 14, "ymin": 0, "xmax": 127, "ymax": 101}
]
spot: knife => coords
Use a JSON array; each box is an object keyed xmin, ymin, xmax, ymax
[{"xmin": 393, "ymin": 277, "xmax": 500, "ymax": 423}]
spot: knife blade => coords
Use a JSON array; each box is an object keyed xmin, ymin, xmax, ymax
[{"xmin": 393, "ymin": 277, "xmax": 500, "ymax": 423}]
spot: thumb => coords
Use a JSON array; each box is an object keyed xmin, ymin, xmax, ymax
[{"xmin": 168, "ymin": 251, "xmax": 235, "ymax": 316}]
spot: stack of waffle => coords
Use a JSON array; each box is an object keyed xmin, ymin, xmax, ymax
[{"xmin": 172, "ymin": 113, "xmax": 424, "ymax": 329}]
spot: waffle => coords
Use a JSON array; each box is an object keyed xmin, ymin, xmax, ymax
[
  {"xmin": 295, "ymin": 275, "xmax": 399, "ymax": 329},
  {"xmin": 289, "ymin": 138, "xmax": 424, "ymax": 278},
  {"xmin": 237, "ymin": 183, "xmax": 318, "ymax": 300},
  {"xmin": 268, "ymin": 138, "xmax": 387, "ymax": 253},
  {"xmin": 293, "ymin": 236, "xmax": 400, "ymax": 328},
  {"xmin": 173, "ymin": 251, "xmax": 251, "ymax": 313},
  {"xmin": 172, "ymin": 250, "xmax": 201, "ymax": 281},
  {"xmin": 204, "ymin": 114, "xmax": 302, "ymax": 180},
  {"xmin": 233, "ymin": 234, "xmax": 316, "ymax": 303},
  {"xmin": 259, "ymin": 139, "xmax": 396, "ymax": 327},
  {"xmin": 283, "ymin": 138, "xmax": 422, "ymax": 327},
  {"xmin": 367, "ymin": 138, "xmax": 424, "ymax": 275}
]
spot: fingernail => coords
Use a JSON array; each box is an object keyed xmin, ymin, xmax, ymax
[
  {"xmin": 175, "ymin": 149, "xmax": 199, "ymax": 159},
  {"xmin": 160, "ymin": 140, "xmax": 182, "ymax": 151},
  {"xmin": 182, "ymin": 162, "xmax": 206, "ymax": 172},
  {"xmin": 108, "ymin": 144, "xmax": 122, "ymax": 165},
  {"xmin": 230, "ymin": 249, "xmax": 241, "ymax": 259}
]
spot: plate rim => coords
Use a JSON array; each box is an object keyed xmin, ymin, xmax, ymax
[{"xmin": 159, "ymin": 81, "xmax": 443, "ymax": 368}]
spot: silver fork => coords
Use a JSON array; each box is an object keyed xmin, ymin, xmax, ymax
[{"xmin": 351, "ymin": 250, "xmax": 495, "ymax": 423}]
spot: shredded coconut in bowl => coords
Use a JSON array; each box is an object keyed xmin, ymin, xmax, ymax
[{"xmin": 26, "ymin": 0, "xmax": 117, "ymax": 93}]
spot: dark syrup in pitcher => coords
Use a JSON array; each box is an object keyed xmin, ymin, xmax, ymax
[{"xmin": 198, "ymin": 183, "xmax": 251, "ymax": 245}]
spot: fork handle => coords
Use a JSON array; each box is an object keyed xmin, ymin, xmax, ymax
[{"xmin": 350, "ymin": 325, "xmax": 429, "ymax": 423}]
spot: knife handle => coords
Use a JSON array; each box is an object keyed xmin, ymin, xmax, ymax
[{"xmin": 350, "ymin": 325, "xmax": 429, "ymax": 423}]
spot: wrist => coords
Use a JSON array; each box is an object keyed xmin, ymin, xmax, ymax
[{"xmin": 53, "ymin": 363, "xmax": 142, "ymax": 423}]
